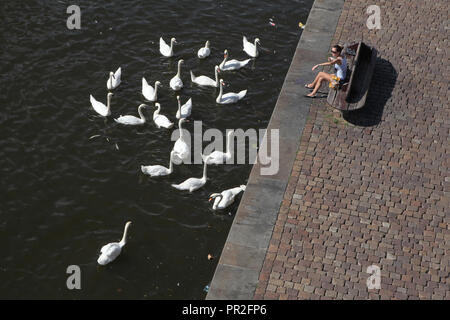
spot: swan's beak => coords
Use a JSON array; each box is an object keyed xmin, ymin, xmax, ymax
[{"xmin": 208, "ymin": 197, "xmax": 213, "ymax": 202}]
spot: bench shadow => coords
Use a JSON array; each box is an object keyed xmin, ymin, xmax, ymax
[{"xmin": 342, "ymin": 57, "xmax": 397, "ymax": 126}]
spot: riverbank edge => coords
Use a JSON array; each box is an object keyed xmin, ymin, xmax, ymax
[{"xmin": 206, "ymin": 0, "xmax": 345, "ymax": 300}]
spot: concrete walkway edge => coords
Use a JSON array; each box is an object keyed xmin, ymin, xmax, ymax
[{"xmin": 206, "ymin": 0, "xmax": 345, "ymax": 300}]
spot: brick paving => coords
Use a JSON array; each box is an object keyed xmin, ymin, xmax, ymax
[{"xmin": 254, "ymin": 0, "xmax": 449, "ymax": 299}]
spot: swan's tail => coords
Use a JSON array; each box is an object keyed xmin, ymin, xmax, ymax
[
  {"xmin": 238, "ymin": 90, "xmax": 247, "ymax": 100},
  {"xmin": 171, "ymin": 183, "xmax": 183, "ymax": 190},
  {"xmin": 190, "ymin": 70, "xmax": 196, "ymax": 82},
  {"xmin": 141, "ymin": 165, "xmax": 149, "ymax": 174}
]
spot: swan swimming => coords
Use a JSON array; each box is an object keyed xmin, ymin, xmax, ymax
[
  {"xmin": 107, "ymin": 67, "xmax": 121, "ymax": 90},
  {"xmin": 190, "ymin": 65, "xmax": 220, "ymax": 88},
  {"xmin": 171, "ymin": 157, "xmax": 209, "ymax": 192},
  {"xmin": 97, "ymin": 221, "xmax": 132, "ymax": 266},
  {"xmin": 197, "ymin": 41, "xmax": 211, "ymax": 59},
  {"xmin": 172, "ymin": 118, "xmax": 190, "ymax": 165},
  {"xmin": 160, "ymin": 37, "xmax": 177, "ymax": 57},
  {"xmin": 141, "ymin": 151, "xmax": 175, "ymax": 177},
  {"xmin": 114, "ymin": 104, "xmax": 148, "ymax": 125},
  {"xmin": 142, "ymin": 78, "xmax": 161, "ymax": 102},
  {"xmin": 219, "ymin": 50, "xmax": 251, "ymax": 71},
  {"xmin": 216, "ymin": 79, "xmax": 247, "ymax": 104},
  {"xmin": 90, "ymin": 92, "xmax": 113, "ymax": 117},
  {"xmin": 153, "ymin": 103, "xmax": 174, "ymax": 129},
  {"xmin": 243, "ymin": 36, "xmax": 261, "ymax": 58},
  {"xmin": 176, "ymin": 96, "xmax": 192, "ymax": 119},
  {"xmin": 170, "ymin": 59, "xmax": 184, "ymax": 91},
  {"xmin": 209, "ymin": 185, "xmax": 246, "ymax": 210},
  {"xmin": 203, "ymin": 130, "xmax": 234, "ymax": 164}
]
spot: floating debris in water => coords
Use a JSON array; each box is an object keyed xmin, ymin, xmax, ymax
[
  {"xmin": 203, "ymin": 284, "xmax": 210, "ymax": 293},
  {"xmin": 89, "ymin": 134, "xmax": 101, "ymax": 140},
  {"xmin": 207, "ymin": 254, "xmax": 213, "ymax": 260},
  {"xmin": 115, "ymin": 143, "xmax": 119, "ymax": 150},
  {"xmin": 298, "ymin": 22, "xmax": 305, "ymax": 29}
]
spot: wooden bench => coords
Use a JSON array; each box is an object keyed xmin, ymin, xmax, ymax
[{"xmin": 327, "ymin": 42, "xmax": 377, "ymax": 111}]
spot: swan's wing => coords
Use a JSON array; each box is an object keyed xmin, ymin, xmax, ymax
[
  {"xmin": 155, "ymin": 115, "xmax": 173, "ymax": 128},
  {"xmin": 141, "ymin": 164, "xmax": 168, "ymax": 176},
  {"xmin": 114, "ymin": 67, "xmax": 121, "ymax": 82},
  {"xmin": 181, "ymin": 98, "xmax": 192, "ymax": 116},
  {"xmin": 172, "ymin": 177, "xmax": 196, "ymax": 190},
  {"xmin": 160, "ymin": 37, "xmax": 170, "ymax": 55},
  {"xmin": 90, "ymin": 95, "xmax": 107, "ymax": 115},
  {"xmin": 142, "ymin": 77, "xmax": 155, "ymax": 99},
  {"xmin": 115, "ymin": 115, "xmax": 142, "ymax": 125}
]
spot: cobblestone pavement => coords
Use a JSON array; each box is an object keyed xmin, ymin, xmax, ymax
[{"xmin": 254, "ymin": 0, "xmax": 449, "ymax": 299}]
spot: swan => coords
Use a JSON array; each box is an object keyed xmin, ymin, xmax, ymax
[
  {"xmin": 114, "ymin": 104, "xmax": 148, "ymax": 125},
  {"xmin": 153, "ymin": 103, "xmax": 174, "ymax": 129},
  {"xmin": 243, "ymin": 36, "xmax": 261, "ymax": 58},
  {"xmin": 142, "ymin": 78, "xmax": 161, "ymax": 102},
  {"xmin": 203, "ymin": 130, "xmax": 234, "ymax": 164},
  {"xmin": 141, "ymin": 151, "xmax": 175, "ymax": 177},
  {"xmin": 172, "ymin": 118, "xmax": 190, "ymax": 165},
  {"xmin": 97, "ymin": 221, "xmax": 132, "ymax": 266},
  {"xmin": 160, "ymin": 37, "xmax": 177, "ymax": 57},
  {"xmin": 197, "ymin": 41, "xmax": 211, "ymax": 59},
  {"xmin": 171, "ymin": 157, "xmax": 209, "ymax": 192},
  {"xmin": 209, "ymin": 185, "xmax": 246, "ymax": 210},
  {"xmin": 90, "ymin": 92, "xmax": 113, "ymax": 117},
  {"xmin": 216, "ymin": 79, "xmax": 247, "ymax": 104},
  {"xmin": 176, "ymin": 96, "xmax": 192, "ymax": 119},
  {"xmin": 219, "ymin": 50, "xmax": 251, "ymax": 71},
  {"xmin": 190, "ymin": 65, "xmax": 220, "ymax": 87},
  {"xmin": 107, "ymin": 67, "xmax": 121, "ymax": 90},
  {"xmin": 170, "ymin": 59, "xmax": 184, "ymax": 91}
]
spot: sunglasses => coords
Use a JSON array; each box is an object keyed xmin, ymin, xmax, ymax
[{"xmin": 331, "ymin": 50, "xmax": 338, "ymax": 53}]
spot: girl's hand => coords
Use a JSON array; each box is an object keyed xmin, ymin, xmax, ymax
[{"xmin": 312, "ymin": 64, "xmax": 318, "ymax": 71}]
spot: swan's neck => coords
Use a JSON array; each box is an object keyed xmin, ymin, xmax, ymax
[
  {"xmin": 170, "ymin": 40, "xmax": 175, "ymax": 52},
  {"xmin": 226, "ymin": 131, "xmax": 233, "ymax": 155},
  {"xmin": 106, "ymin": 94, "xmax": 112, "ymax": 110},
  {"xmin": 178, "ymin": 120, "xmax": 185, "ymax": 140},
  {"xmin": 119, "ymin": 223, "xmax": 131, "ymax": 247},
  {"xmin": 138, "ymin": 106, "xmax": 145, "ymax": 121},
  {"xmin": 213, "ymin": 194, "xmax": 223, "ymax": 209},
  {"xmin": 217, "ymin": 83, "xmax": 223, "ymax": 100},
  {"xmin": 154, "ymin": 105, "xmax": 160, "ymax": 118},
  {"xmin": 202, "ymin": 160, "xmax": 208, "ymax": 181},
  {"xmin": 177, "ymin": 99, "xmax": 181, "ymax": 114},
  {"xmin": 154, "ymin": 82, "xmax": 159, "ymax": 97},
  {"xmin": 168, "ymin": 154, "xmax": 174, "ymax": 172},
  {"xmin": 214, "ymin": 68, "xmax": 219, "ymax": 86},
  {"xmin": 220, "ymin": 55, "xmax": 228, "ymax": 68},
  {"xmin": 177, "ymin": 62, "xmax": 182, "ymax": 77}
]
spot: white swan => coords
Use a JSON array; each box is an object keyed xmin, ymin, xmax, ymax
[
  {"xmin": 203, "ymin": 130, "xmax": 234, "ymax": 164},
  {"xmin": 114, "ymin": 104, "xmax": 148, "ymax": 125},
  {"xmin": 176, "ymin": 96, "xmax": 192, "ymax": 119},
  {"xmin": 197, "ymin": 41, "xmax": 211, "ymax": 59},
  {"xmin": 153, "ymin": 103, "xmax": 174, "ymax": 129},
  {"xmin": 216, "ymin": 79, "xmax": 247, "ymax": 104},
  {"xmin": 209, "ymin": 185, "xmax": 246, "ymax": 210},
  {"xmin": 160, "ymin": 37, "xmax": 177, "ymax": 57},
  {"xmin": 97, "ymin": 221, "xmax": 132, "ymax": 266},
  {"xmin": 107, "ymin": 67, "xmax": 121, "ymax": 90},
  {"xmin": 171, "ymin": 158, "xmax": 209, "ymax": 192},
  {"xmin": 170, "ymin": 59, "xmax": 184, "ymax": 91},
  {"xmin": 142, "ymin": 78, "xmax": 161, "ymax": 102},
  {"xmin": 190, "ymin": 65, "xmax": 220, "ymax": 87},
  {"xmin": 219, "ymin": 50, "xmax": 251, "ymax": 71},
  {"xmin": 90, "ymin": 92, "xmax": 113, "ymax": 117},
  {"xmin": 172, "ymin": 118, "xmax": 190, "ymax": 165},
  {"xmin": 243, "ymin": 36, "xmax": 261, "ymax": 58},
  {"xmin": 141, "ymin": 151, "xmax": 175, "ymax": 177}
]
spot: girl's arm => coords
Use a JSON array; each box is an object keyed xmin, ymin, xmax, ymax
[{"xmin": 312, "ymin": 57, "xmax": 341, "ymax": 71}]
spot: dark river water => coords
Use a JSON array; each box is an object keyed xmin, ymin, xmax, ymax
[{"xmin": 0, "ymin": 0, "xmax": 313, "ymax": 299}]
